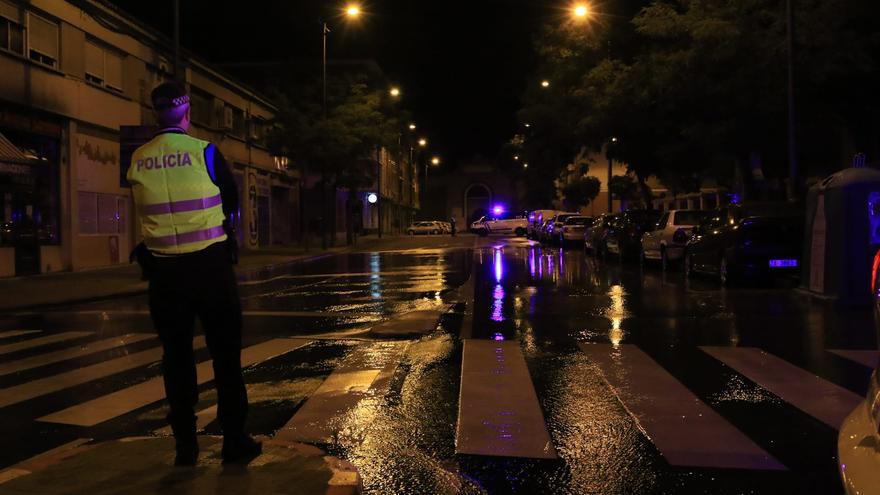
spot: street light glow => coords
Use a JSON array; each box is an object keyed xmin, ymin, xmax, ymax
[
  {"xmin": 573, "ymin": 4, "xmax": 589, "ymax": 18},
  {"xmin": 409, "ymin": 123, "xmax": 416, "ymax": 130},
  {"xmin": 541, "ymin": 80, "xmax": 550, "ymax": 88},
  {"xmin": 431, "ymin": 156, "xmax": 441, "ymax": 165},
  {"xmin": 418, "ymin": 138, "xmax": 427, "ymax": 147},
  {"xmin": 345, "ymin": 5, "xmax": 361, "ymax": 17},
  {"xmin": 513, "ymin": 155, "xmax": 520, "ymax": 161},
  {"xmin": 390, "ymin": 87, "xmax": 400, "ymax": 97},
  {"xmin": 523, "ymin": 162, "xmax": 529, "ymax": 169},
  {"xmin": 524, "ymin": 123, "xmax": 531, "ymax": 128}
]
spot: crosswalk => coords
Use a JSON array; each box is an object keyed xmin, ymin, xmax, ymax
[{"xmin": 0, "ymin": 325, "xmax": 876, "ymax": 478}]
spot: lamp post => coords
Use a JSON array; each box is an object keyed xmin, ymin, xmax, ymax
[
  {"xmin": 786, "ymin": 0, "xmax": 798, "ymax": 201},
  {"xmin": 317, "ymin": 5, "xmax": 361, "ymax": 248},
  {"xmin": 607, "ymin": 137, "xmax": 617, "ymax": 213}
]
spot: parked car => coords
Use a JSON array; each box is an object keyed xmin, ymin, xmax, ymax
[
  {"xmin": 544, "ymin": 212, "xmax": 579, "ymax": 245},
  {"xmin": 584, "ymin": 213, "xmax": 619, "ymax": 255},
  {"xmin": 407, "ymin": 221, "xmax": 443, "ymax": 235},
  {"xmin": 539, "ymin": 217, "xmax": 556, "ymax": 243},
  {"xmin": 684, "ymin": 204, "xmax": 804, "ymax": 285},
  {"xmin": 471, "ymin": 212, "xmax": 528, "ymax": 237},
  {"xmin": 605, "ymin": 210, "xmax": 662, "ymax": 260},
  {"xmin": 641, "ymin": 210, "xmax": 708, "ymax": 269},
  {"xmin": 559, "ymin": 216, "xmax": 593, "ymax": 246},
  {"xmin": 837, "ymin": 254, "xmax": 880, "ymax": 494},
  {"xmin": 528, "ymin": 210, "xmax": 562, "ymax": 239}
]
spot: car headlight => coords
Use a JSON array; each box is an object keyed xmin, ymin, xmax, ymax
[{"xmin": 868, "ymin": 368, "xmax": 880, "ymax": 437}]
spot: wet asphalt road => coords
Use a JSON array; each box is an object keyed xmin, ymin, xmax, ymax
[{"xmin": 0, "ymin": 234, "xmax": 876, "ymax": 494}]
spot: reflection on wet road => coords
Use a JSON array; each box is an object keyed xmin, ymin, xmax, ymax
[{"xmin": 0, "ymin": 236, "xmax": 876, "ymax": 494}]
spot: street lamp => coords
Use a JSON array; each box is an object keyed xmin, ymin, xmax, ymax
[
  {"xmin": 431, "ymin": 156, "xmax": 441, "ymax": 166},
  {"xmin": 389, "ymin": 87, "xmax": 401, "ymax": 97},
  {"xmin": 409, "ymin": 123, "xmax": 417, "ymax": 131},
  {"xmin": 418, "ymin": 138, "xmax": 427, "ymax": 147},
  {"xmin": 573, "ymin": 3, "xmax": 590, "ymax": 19},
  {"xmin": 541, "ymin": 80, "xmax": 550, "ymax": 88},
  {"xmin": 345, "ymin": 4, "xmax": 361, "ymax": 17},
  {"xmin": 523, "ymin": 162, "xmax": 529, "ymax": 169},
  {"xmin": 513, "ymin": 155, "xmax": 520, "ymax": 161}
]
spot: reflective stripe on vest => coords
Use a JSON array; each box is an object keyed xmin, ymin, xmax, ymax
[{"xmin": 127, "ymin": 133, "xmax": 227, "ymax": 255}]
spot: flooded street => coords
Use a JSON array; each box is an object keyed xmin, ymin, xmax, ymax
[{"xmin": 0, "ymin": 235, "xmax": 875, "ymax": 494}]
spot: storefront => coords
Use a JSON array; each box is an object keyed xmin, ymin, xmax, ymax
[{"xmin": 0, "ymin": 127, "xmax": 62, "ymax": 277}]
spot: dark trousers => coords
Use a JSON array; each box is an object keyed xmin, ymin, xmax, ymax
[{"xmin": 148, "ymin": 242, "xmax": 247, "ymax": 441}]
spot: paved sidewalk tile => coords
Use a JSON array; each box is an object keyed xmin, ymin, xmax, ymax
[{"xmin": 0, "ymin": 436, "xmax": 360, "ymax": 495}]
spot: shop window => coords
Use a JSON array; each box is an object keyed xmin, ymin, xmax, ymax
[
  {"xmin": 0, "ymin": 129, "xmax": 61, "ymax": 246},
  {"xmin": 85, "ymin": 40, "xmax": 124, "ymax": 92},
  {"xmin": 0, "ymin": 2, "xmax": 24, "ymax": 56},
  {"xmin": 27, "ymin": 13, "xmax": 58, "ymax": 68},
  {"xmin": 78, "ymin": 192, "xmax": 126, "ymax": 235}
]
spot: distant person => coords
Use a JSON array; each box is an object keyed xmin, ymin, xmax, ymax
[
  {"xmin": 450, "ymin": 216, "xmax": 457, "ymax": 237},
  {"xmin": 127, "ymin": 82, "xmax": 261, "ymax": 466}
]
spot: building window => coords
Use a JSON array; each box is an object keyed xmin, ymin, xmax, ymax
[
  {"xmin": 0, "ymin": 1, "xmax": 24, "ymax": 56},
  {"xmin": 224, "ymin": 105, "xmax": 246, "ymax": 138},
  {"xmin": 85, "ymin": 40, "xmax": 124, "ymax": 92},
  {"xmin": 190, "ymin": 89, "xmax": 214, "ymax": 127},
  {"xmin": 27, "ymin": 13, "xmax": 58, "ymax": 68}
]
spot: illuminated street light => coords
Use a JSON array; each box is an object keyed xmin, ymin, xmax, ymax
[
  {"xmin": 345, "ymin": 4, "xmax": 361, "ymax": 17},
  {"xmin": 513, "ymin": 155, "xmax": 520, "ymax": 161},
  {"xmin": 573, "ymin": 4, "xmax": 589, "ymax": 19},
  {"xmin": 389, "ymin": 87, "xmax": 401, "ymax": 97},
  {"xmin": 418, "ymin": 138, "xmax": 427, "ymax": 147},
  {"xmin": 409, "ymin": 123, "xmax": 417, "ymax": 131},
  {"xmin": 523, "ymin": 162, "xmax": 529, "ymax": 169},
  {"xmin": 431, "ymin": 156, "xmax": 441, "ymax": 166},
  {"xmin": 611, "ymin": 136, "xmax": 618, "ymax": 143},
  {"xmin": 524, "ymin": 123, "xmax": 531, "ymax": 128},
  {"xmin": 541, "ymin": 80, "xmax": 550, "ymax": 88}
]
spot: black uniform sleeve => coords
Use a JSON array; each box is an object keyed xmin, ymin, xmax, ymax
[{"xmin": 207, "ymin": 146, "xmax": 239, "ymax": 218}]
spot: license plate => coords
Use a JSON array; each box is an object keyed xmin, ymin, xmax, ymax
[{"xmin": 769, "ymin": 259, "xmax": 798, "ymax": 268}]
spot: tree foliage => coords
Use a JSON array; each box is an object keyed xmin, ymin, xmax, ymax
[
  {"xmin": 519, "ymin": 0, "xmax": 880, "ymax": 196},
  {"xmin": 562, "ymin": 176, "xmax": 601, "ymax": 211}
]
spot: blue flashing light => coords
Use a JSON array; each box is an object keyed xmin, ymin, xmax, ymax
[
  {"xmin": 493, "ymin": 333, "xmax": 505, "ymax": 341},
  {"xmin": 492, "ymin": 204, "xmax": 505, "ymax": 216}
]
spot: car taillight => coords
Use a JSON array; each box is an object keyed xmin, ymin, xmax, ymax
[
  {"xmin": 868, "ymin": 369, "xmax": 880, "ymax": 437},
  {"xmin": 673, "ymin": 228, "xmax": 689, "ymax": 244}
]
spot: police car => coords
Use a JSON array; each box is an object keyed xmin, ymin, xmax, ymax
[
  {"xmin": 837, "ymin": 254, "xmax": 880, "ymax": 494},
  {"xmin": 471, "ymin": 213, "xmax": 528, "ymax": 237}
]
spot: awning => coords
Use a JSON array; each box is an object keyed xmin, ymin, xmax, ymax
[{"xmin": 0, "ymin": 132, "xmax": 28, "ymax": 162}]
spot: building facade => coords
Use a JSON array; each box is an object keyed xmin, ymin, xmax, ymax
[{"xmin": 0, "ymin": 0, "xmax": 295, "ymax": 277}]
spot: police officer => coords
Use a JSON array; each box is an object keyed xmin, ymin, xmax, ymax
[{"xmin": 128, "ymin": 82, "xmax": 261, "ymax": 466}]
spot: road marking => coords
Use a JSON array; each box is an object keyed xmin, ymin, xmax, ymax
[
  {"xmin": 276, "ymin": 341, "xmax": 407, "ymax": 444},
  {"xmin": 0, "ymin": 334, "xmax": 154, "ymax": 377},
  {"xmin": 581, "ymin": 343, "xmax": 784, "ymax": 470},
  {"xmin": 0, "ymin": 331, "xmax": 92, "ymax": 356},
  {"xmin": 0, "ymin": 330, "xmax": 42, "ymax": 340},
  {"xmin": 153, "ymin": 405, "xmax": 218, "ymax": 436},
  {"xmin": 0, "ymin": 438, "xmax": 92, "ymax": 486},
  {"xmin": 39, "ymin": 338, "xmax": 311, "ymax": 427},
  {"xmin": 828, "ymin": 349, "xmax": 879, "ymax": 369},
  {"xmin": 27, "ymin": 309, "xmax": 382, "ymax": 319},
  {"xmin": 456, "ymin": 340, "xmax": 557, "ymax": 459},
  {"xmin": 0, "ymin": 337, "xmax": 205, "ymax": 409},
  {"xmin": 701, "ymin": 347, "xmax": 864, "ymax": 430}
]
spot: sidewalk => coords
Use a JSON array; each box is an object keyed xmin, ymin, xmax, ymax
[
  {"xmin": 0, "ymin": 436, "xmax": 360, "ymax": 495},
  {"xmin": 0, "ymin": 234, "xmax": 476, "ymax": 312}
]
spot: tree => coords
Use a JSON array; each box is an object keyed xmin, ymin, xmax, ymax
[
  {"xmin": 268, "ymin": 74, "xmax": 405, "ymax": 246},
  {"xmin": 520, "ymin": 0, "xmax": 880, "ymax": 200},
  {"xmin": 562, "ymin": 176, "xmax": 601, "ymax": 211}
]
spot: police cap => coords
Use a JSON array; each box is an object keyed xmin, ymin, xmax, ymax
[{"xmin": 151, "ymin": 82, "xmax": 190, "ymax": 110}]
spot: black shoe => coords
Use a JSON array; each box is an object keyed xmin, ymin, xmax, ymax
[
  {"xmin": 174, "ymin": 439, "xmax": 199, "ymax": 467},
  {"xmin": 221, "ymin": 435, "xmax": 262, "ymax": 465}
]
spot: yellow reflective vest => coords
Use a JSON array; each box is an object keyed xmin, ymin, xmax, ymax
[{"xmin": 127, "ymin": 132, "xmax": 227, "ymax": 255}]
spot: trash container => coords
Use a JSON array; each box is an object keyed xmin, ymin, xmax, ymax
[{"xmin": 803, "ymin": 167, "xmax": 880, "ymax": 306}]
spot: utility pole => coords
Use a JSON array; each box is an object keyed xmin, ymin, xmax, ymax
[
  {"xmin": 172, "ymin": 0, "xmax": 180, "ymax": 80},
  {"xmin": 786, "ymin": 0, "xmax": 798, "ymax": 202}
]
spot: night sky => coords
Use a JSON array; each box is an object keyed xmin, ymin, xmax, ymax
[{"xmin": 107, "ymin": 0, "xmax": 549, "ymax": 165}]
